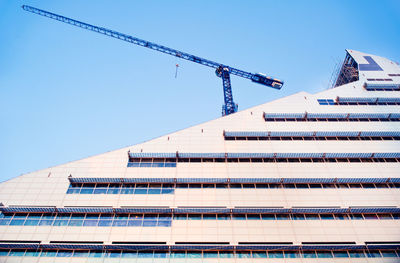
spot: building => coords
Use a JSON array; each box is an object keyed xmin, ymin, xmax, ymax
[{"xmin": 0, "ymin": 49, "xmax": 400, "ymax": 262}]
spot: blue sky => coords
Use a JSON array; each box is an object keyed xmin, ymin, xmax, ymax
[{"xmin": 1, "ymin": 0, "xmax": 399, "ymax": 181}]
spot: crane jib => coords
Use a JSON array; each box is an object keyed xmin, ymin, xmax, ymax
[{"xmin": 21, "ymin": 5, "xmax": 283, "ymax": 116}]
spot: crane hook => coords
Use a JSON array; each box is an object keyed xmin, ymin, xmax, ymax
[{"xmin": 175, "ymin": 64, "xmax": 179, "ymax": 78}]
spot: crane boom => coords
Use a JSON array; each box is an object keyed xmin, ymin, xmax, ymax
[{"xmin": 22, "ymin": 5, "xmax": 283, "ymax": 115}]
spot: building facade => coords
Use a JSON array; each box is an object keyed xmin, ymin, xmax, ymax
[{"xmin": 0, "ymin": 49, "xmax": 400, "ymax": 262}]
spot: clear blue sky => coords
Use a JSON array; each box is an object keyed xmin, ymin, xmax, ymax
[{"xmin": 1, "ymin": 0, "xmax": 399, "ymax": 181}]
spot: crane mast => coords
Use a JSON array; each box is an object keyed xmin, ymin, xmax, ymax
[{"xmin": 22, "ymin": 5, "xmax": 283, "ymax": 116}]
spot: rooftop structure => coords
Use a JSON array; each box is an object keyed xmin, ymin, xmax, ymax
[{"xmin": 0, "ymin": 50, "xmax": 400, "ymax": 262}]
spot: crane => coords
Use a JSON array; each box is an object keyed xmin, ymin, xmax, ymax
[{"xmin": 22, "ymin": 5, "xmax": 283, "ymax": 116}]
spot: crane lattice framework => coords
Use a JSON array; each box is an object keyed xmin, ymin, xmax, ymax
[{"xmin": 22, "ymin": 5, "xmax": 283, "ymax": 116}]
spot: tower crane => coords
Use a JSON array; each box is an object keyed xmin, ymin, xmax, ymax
[{"xmin": 22, "ymin": 5, "xmax": 283, "ymax": 116}]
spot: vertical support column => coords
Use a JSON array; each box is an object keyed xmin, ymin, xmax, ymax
[{"xmin": 217, "ymin": 66, "xmax": 238, "ymax": 116}]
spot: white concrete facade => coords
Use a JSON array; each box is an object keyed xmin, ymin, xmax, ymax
[{"xmin": 0, "ymin": 50, "xmax": 400, "ymax": 262}]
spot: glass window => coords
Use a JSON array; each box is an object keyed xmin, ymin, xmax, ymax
[
  {"xmin": 144, "ymin": 214, "xmax": 158, "ymax": 220},
  {"xmin": 80, "ymin": 184, "xmax": 95, "ymax": 194},
  {"xmin": 121, "ymin": 251, "xmax": 137, "ymax": 258},
  {"xmin": 217, "ymin": 214, "xmax": 230, "ymax": 220},
  {"xmin": 349, "ymin": 214, "xmax": 364, "ymax": 220},
  {"xmin": 94, "ymin": 184, "xmax": 108, "ymax": 194},
  {"xmin": 305, "ymin": 214, "xmax": 320, "ymax": 220},
  {"xmin": 363, "ymin": 214, "xmax": 378, "ymax": 219},
  {"xmin": 292, "ymin": 214, "xmax": 305, "ymax": 220},
  {"xmin": 276, "ymin": 214, "xmax": 290, "ymax": 220},
  {"xmin": 320, "ymin": 214, "xmax": 334, "ymax": 220},
  {"xmin": 107, "ymin": 184, "xmax": 121, "ymax": 194},
  {"xmin": 128, "ymin": 219, "xmax": 142, "ymax": 226},
  {"xmin": 317, "ymin": 251, "xmax": 333, "ymax": 258},
  {"xmin": 9, "ymin": 218, "xmax": 25, "ymax": 225},
  {"xmin": 98, "ymin": 214, "xmax": 113, "ymax": 226},
  {"xmin": 171, "ymin": 251, "xmax": 185, "ymax": 258},
  {"xmin": 334, "ymin": 214, "xmax": 349, "ymax": 220},
  {"xmin": 174, "ymin": 214, "xmax": 187, "ymax": 220},
  {"xmin": 381, "ymin": 250, "xmax": 398, "ymax": 257},
  {"xmin": 0, "ymin": 219, "xmax": 10, "ymax": 225},
  {"xmin": 333, "ymin": 251, "xmax": 349, "ymax": 257},
  {"xmin": 186, "ymin": 251, "xmax": 201, "ymax": 258},
  {"xmin": 88, "ymin": 251, "xmax": 103, "ymax": 258},
  {"xmin": 56, "ymin": 213, "xmax": 70, "ymax": 220},
  {"xmin": 152, "ymin": 162, "xmax": 165, "ymax": 167},
  {"xmin": 148, "ymin": 188, "xmax": 161, "ymax": 194},
  {"xmin": 142, "ymin": 220, "xmax": 157, "ymax": 227},
  {"xmin": 24, "ymin": 250, "xmax": 40, "ymax": 257},
  {"xmin": 236, "ymin": 251, "xmax": 251, "ymax": 258},
  {"xmin": 247, "ymin": 214, "xmax": 260, "ymax": 220},
  {"xmin": 134, "ymin": 188, "xmax": 147, "ymax": 194},
  {"xmin": 39, "ymin": 214, "xmax": 55, "ymax": 226},
  {"xmin": 219, "ymin": 251, "xmax": 234, "ymax": 258},
  {"xmin": 56, "ymin": 250, "xmax": 73, "ymax": 257},
  {"xmin": 153, "ymin": 251, "xmax": 167, "ymax": 258},
  {"xmin": 12, "ymin": 213, "xmax": 27, "ymax": 219},
  {"xmin": 0, "ymin": 250, "xmax": 9, "ymax": 256},
  {"xmin": 157, "ymin": 220, "xmax": 171, "ymax": 227},
  {"xmin": 73, "ymin": 250, "xmax": 89, "ymax": 257},
  {"xmin": 28, "ymin": 213, "xmax": 42, "ymax": 219},
  {"xmin": 303, "ymin": 251, "xmax": 317, "ymax": 258},
  {"xmin": 24, "ymin": 218, "xmax": 40, "ymax": 226},
  {"xmin": 366, "ymin": 250, "xmax": 381, "ymax": 258},
  {"xmin": 187, "ymin": 214, "xmax": 201, "ymax": 220},
  {"xmin": 130, "ymin": 214, "xmax": 143, "ymax": 220},
  {"xmin": 378, "ymin": 214, "xmax": 393, "ymax": 220},
  {"xmin": 158, "ymin": 214, "xmax": 171, "ymax": 220},
  {"xmin": 203, "ymin": 214, "xmax": 216, "ymax": 220},
  {"xmin": 68, "ymin": 219, "xmax": 84, "ymax": 226},
  {"xmin": 9, "ymin": 250, "xmax": 25, "ymax": 257},
  {"xmin": 296, "ymin": 184, "xmax": 309, "ymax": 189},
  {"xmin": 203, "ymin": 251, "xmax": 218, "ymax": 258},
  {"xmin": 261, "ymin": 214, "xmax": 275, "ymax": 220},
  {"xmin": 161, "ymin": 188, "xmax": 174, "ymax": 194},
  {"xmin": 113, "ymin": 214, "xmax": 128, "ymax": 227},
  {"xmin": 66, "ymin": 185, "xmax": 80, "ymax": 194},
  {"xmin": 107, "ymin": 251, "xmax": 121, "ymax": 258},
  {"xmin": 252, "ymin": 251, "xmax": 267, "ymax": 258},
  {"xmin": 119, "ymin": 185, "xmax": 134, "ymax": 194},
  {"xmin": 284, "ymin": 251, "xmax": 300, "ymax": 258},
  {"xmin": 83, "ymin": 214, "xmax": 99, "ymax": 224},
  {"xmin": 348, "ymin": 251, "xmax": 366, "ymax": 258},
  {"xmin": 41, "ymin": 250, "xmax": 57, "ymax": 257},
  {"xmin": 268, "ymin": 251, "xmax": 284, "ymax": 258},
  {"xmin": 68, "ymin": 214, "xmax": 84, "ymax": 226}
]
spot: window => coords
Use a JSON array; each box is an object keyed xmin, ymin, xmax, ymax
[{"xmin": 1, "ymin": 247, "xmax": 399, "ymax": 259}]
